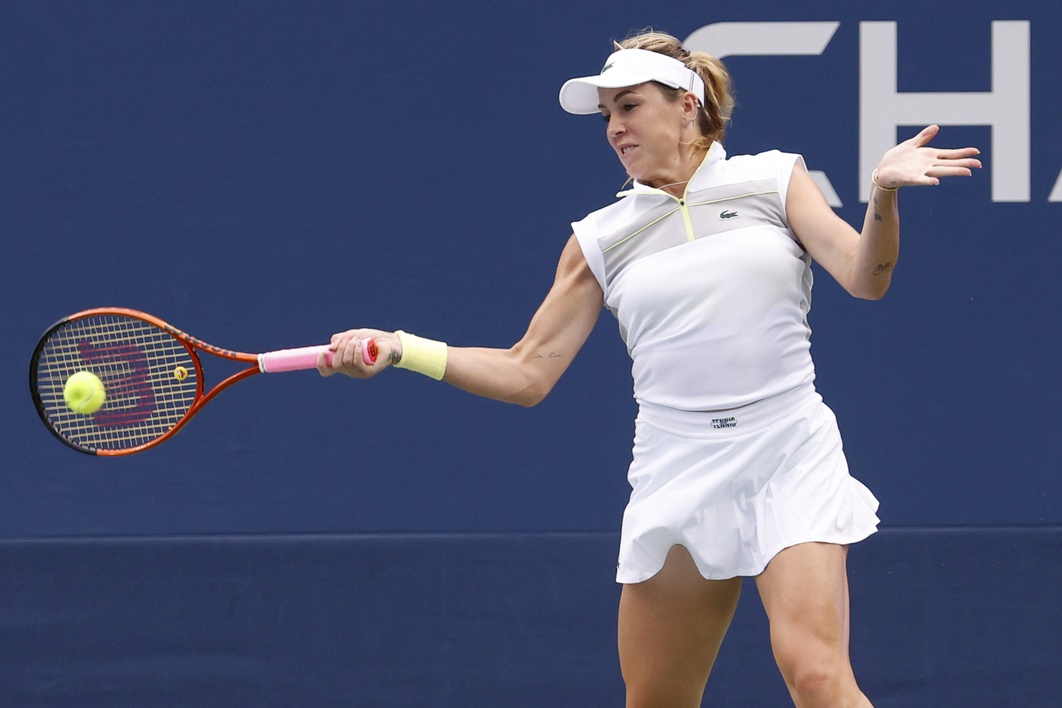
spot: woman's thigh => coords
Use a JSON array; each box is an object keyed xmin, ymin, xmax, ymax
[
  {"xmin": 755, "ymin": 542, "xmax": 871, "ymax": 706},
  {"xmin": 618, "ymin": 544, "xmax": 743, "ymax": 708}
]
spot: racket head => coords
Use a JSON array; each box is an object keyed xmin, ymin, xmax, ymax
[{"xmin": 30, "ymin": 309, "xmax": 205, "ymax": 455}]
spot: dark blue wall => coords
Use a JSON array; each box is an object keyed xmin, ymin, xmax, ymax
[
  {"xmin": 2, "ymin": 529, "xmax": 1059, "ymax": 706},
  {"xmin": 3, "ymin": 0, "xmax": 1060, "ymax": 535},
  {"xmin": 1, "ymin": 1, "xmax": 1059, "ymax": 704}
]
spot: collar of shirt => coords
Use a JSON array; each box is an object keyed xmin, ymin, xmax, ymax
[{"xmin": 617, "ymin": 142, "xmax": 727, "ymax": 200}]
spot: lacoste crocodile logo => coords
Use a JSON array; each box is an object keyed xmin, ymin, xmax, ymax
[{"xmin": 720, "ymin": 210, "xmax": 739, "ymax": 220}]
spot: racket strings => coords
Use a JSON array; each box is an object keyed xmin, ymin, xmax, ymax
[{"xmin": 33, "ymin": 314, "xmax": 198, "ymax": 452}]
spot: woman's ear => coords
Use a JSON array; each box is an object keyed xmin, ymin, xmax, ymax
[{"xmin": 683, "ymin": 93, "xmax": 701, "ymax": 124}]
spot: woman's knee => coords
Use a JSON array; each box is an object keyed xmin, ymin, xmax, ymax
[{"xmin": 771, "ymin": 638, "xmax": 860, "ymax": 707}]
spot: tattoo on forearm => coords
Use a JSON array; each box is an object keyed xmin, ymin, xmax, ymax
[
  {"xmin": 873, "ymin": 195, "xmax": 882, "ymax": 222},
  {"xmin": 533, "ymin": 352, "xmax": 562, "ymax": 360},
  {"xmin": 873, "ymin": 262, "xmax": 893, "ymax": 276},
  {"xmin": 388, "ymin": 350, "xmax": 402, "ymax": 365}
]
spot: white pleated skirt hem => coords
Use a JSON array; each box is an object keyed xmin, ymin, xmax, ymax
[{"xmin": 616, "ymin": 384, "xmax": 880, "ymax": 584}]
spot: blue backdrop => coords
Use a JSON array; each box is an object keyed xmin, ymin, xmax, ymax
[
  {"xmin": 3, "ymin": 0, "xmax": 1059, "ymax": 536},
  {"xmin": 1, "ymin": 1, "xmax": 1059, "ymax": 705}
]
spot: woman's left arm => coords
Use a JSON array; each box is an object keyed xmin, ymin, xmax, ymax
[{"xmin": 787, "ymin": 124, "xmax": 981, "ymax": 300}]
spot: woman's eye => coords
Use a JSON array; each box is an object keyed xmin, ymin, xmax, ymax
[{"xmin": 623, "ymin": 103, "xmax": 637, "ymax": 112}]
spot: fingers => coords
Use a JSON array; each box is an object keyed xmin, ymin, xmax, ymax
[
  {"xmin": 316, "ymin": 349, "xmax": 337, "ymax": 377},
  {"xmin": 935, "ymin": 146, "xmax": 981, "ymax": 159},
  {"xmin": 877, "ymin": 127, "xmax": 982, "ymax": 189},
  {"xmin": 903, "ymin": 124, "xmax": 940, "ymax": 148},
  {"xmin": 927, "ymin": 150, "xmax": 982, "ymax": 181},
  {"xmin": 932, "ymin": 148, "xmax": 982, "ymax": 171},
  {"xmin": 907, "ymin": 125, "xmax": 981, "ymax": 162},
  {"xmin": 925, "ymin": 165, "xmax": 978, "ymax": 180},
  {"xmin": 319, "ymin": 329, "xmax": 380, "ymax": 379}
]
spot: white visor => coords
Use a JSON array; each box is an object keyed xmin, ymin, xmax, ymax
[{"xmin": 559, "ymin": 48, "xmax": 706, "ymax": 115}]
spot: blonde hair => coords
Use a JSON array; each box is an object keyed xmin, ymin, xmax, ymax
[{"xmin": 615, "ymin": 30, "xmax": 734, "ymax": 150}]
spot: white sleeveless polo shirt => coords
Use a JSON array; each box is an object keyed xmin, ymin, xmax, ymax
[{"xmin": 572, "ymin": 144, "xmax": 880, "ymax": 582}]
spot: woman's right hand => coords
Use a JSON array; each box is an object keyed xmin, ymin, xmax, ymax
[{"xmin": 316, "ymin": 328, "xmax": 399, "ymax": 379}]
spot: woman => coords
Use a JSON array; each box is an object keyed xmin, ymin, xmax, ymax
[{"xmin": 319, "ymin": 30, "xmax": 980, "ymax": 708}]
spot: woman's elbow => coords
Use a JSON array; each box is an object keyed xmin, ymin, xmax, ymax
[
  {"xmin": 847, "ymin": 263, "xmax": 896, "ymax": 300},
  {"xmin": 505, "ymin": 346, "xmax": 563, "ymax": 407},
  {"xmin": 849, "ymin": 279, "xmax": 891, "ymax": 300},
  {"xmin": 512, "ymin": 381, "xmax": 553, "ymax": 408}
]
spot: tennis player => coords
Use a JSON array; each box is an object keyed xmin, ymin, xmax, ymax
[{"xmin": 320, "ymin": 30, "xmax": 981, "ymax": 708}]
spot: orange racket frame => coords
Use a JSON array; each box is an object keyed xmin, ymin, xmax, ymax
[{"xmin": 30, "ymin": 307, "xmax": 376, "ymax": 456}]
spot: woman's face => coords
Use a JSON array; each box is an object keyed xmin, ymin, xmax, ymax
[{"xmin": 597, "ymin": 83, "xmax": 691, "ymax": 189}]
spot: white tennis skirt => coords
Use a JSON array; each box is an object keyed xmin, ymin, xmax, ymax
[{"xmin": 616, "ymin": 383, "xmax": 880, "ymax": 583}]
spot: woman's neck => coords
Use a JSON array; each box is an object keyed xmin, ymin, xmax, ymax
[
  {"xmin": 647, "ymin": 148, "xmax": 708, "ymax": 197},
  {"xmin": 654, "ymin": 179, "xmax": 690, "ymax": 197}
]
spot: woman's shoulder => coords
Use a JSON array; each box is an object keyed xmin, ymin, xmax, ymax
[
  {"xmin": 711, "ymin": 148, "xmax": 805, "ymax": 190},
  {"xmin": 572, "ymin": 188, "xmax": 645, "ymax": 236},
  {"xmin": 723, "ymin": 148, "xmax": 802, "ymax": 171}
]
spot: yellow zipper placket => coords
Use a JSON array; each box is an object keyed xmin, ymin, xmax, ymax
[
  {"xmin": 674, "ymin": 144, "xmax": 716, "ymax": 241},
  {"xmin": 677, "ymin": 194, "xmax": 695, "ymax": 241},
  {"xmin": 615, "ymin": 143, "xmax": 716, "ymax": 242}
]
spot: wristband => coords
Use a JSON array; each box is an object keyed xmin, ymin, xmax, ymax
[{"xmin": 394, "ymin": 331, "xmax": 448, "ymax": 380}]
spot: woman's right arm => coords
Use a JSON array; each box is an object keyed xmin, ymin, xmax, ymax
[{"xmin": 321, "ymin": 235, "xmax": 604, "ymax": 408}]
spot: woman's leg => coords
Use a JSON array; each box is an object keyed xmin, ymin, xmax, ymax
[
  {"xmin": 618, "ymin": 544, "xmax": 743, "ymax": 708},
  {"xmin": 755, "ymin": 542, "xmax": 873, "ymax": 708}
]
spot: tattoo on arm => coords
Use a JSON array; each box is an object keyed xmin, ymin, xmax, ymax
[
  {"xmin": 872, "ymin": 195, "xmax": 882, "ymax": 222},
  {"xmin": 873, "ymin": 262, "xmax": 893, "ymax": 276},
  {"xmin": 533, "ymin": 352, "xmax": 562, "ymax": 360}
]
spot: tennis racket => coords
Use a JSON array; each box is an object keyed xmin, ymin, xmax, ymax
[{"xmin": 30, "ymin": 307, "xmax": 377, "ymax": 456}]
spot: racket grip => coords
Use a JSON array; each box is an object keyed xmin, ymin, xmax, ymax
[{"xmin": 259, "ymin": 339, "xmax": 377, "ymax": 373}]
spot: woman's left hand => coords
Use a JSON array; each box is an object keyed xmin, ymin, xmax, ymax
[{"xmin": 872, "ymin": 124, "xmax": 982, "ymax": 190}]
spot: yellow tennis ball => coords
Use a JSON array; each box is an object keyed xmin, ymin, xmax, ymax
[{"xmin": 64, "ymin": 371, "xmax": 106, "ymax": 415}]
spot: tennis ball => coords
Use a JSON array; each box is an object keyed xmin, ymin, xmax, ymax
[{"xmin": 64, "ymin": 371, "xmax": 106, "ymax": 415}]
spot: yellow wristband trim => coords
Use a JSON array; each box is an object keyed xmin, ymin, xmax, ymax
[{"xmin": 394, "ymin": 331, "xmax": 448, "ymax": 380}]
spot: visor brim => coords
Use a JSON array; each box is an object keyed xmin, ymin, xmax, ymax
[{"xmin": 558, "ymin": 72, "xmax": 663, "ymax": 115}]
